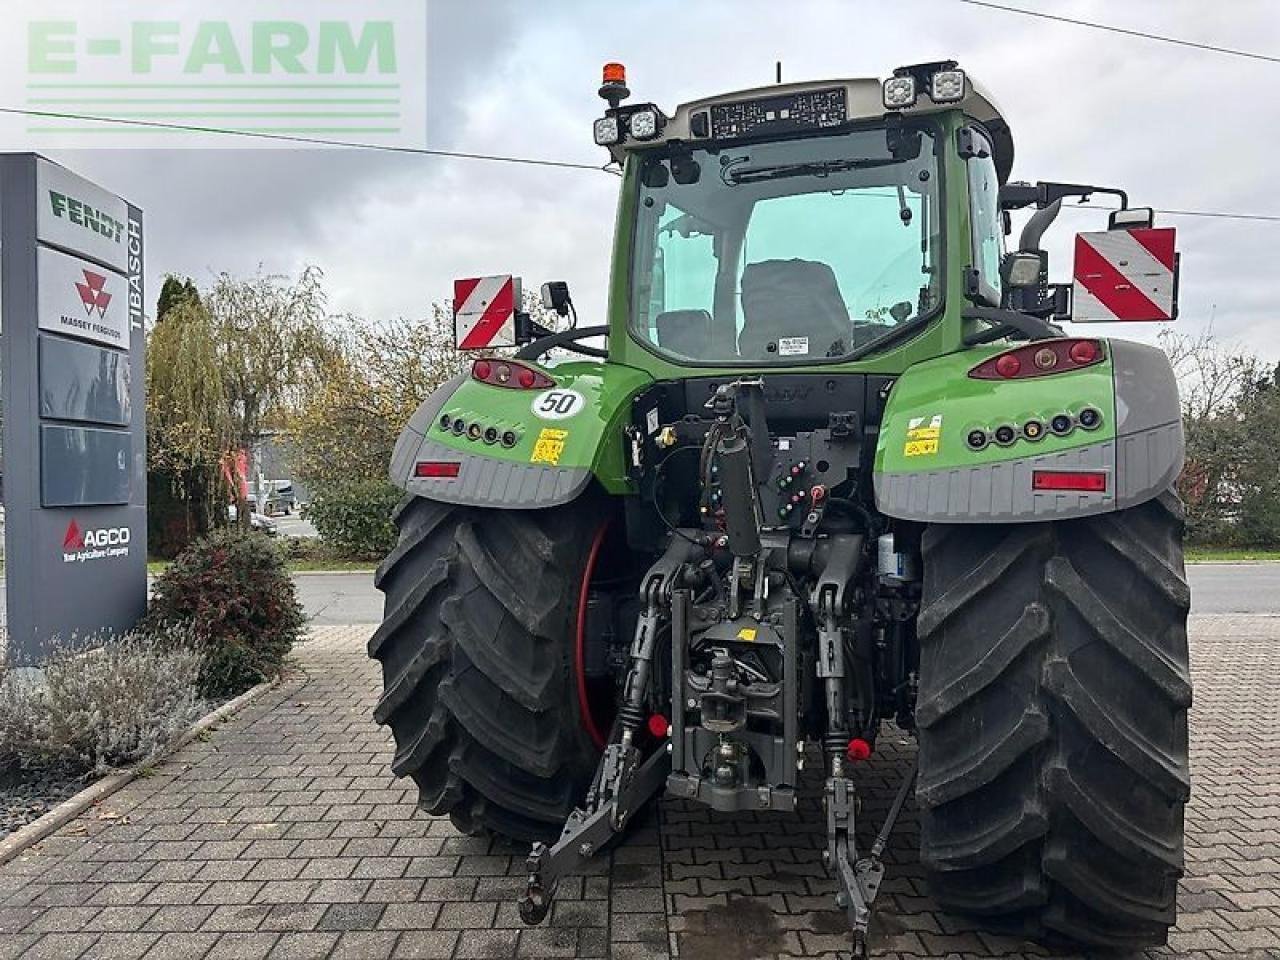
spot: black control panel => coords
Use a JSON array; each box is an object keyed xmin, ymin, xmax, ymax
[{"xmin": 707, "ymin": 87, "xmax": 847, "ymax": 140}]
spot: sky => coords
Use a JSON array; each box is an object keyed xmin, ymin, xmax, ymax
[{"xmin": 26, "ymin": 0, "xmax": 1280, "ymax": 360}]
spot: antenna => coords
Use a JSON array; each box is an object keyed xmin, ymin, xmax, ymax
[{"xmin": 776, "ymin": 60, "xmax": 782, "ymax": 84}]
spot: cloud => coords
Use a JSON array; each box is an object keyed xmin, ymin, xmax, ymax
[{"xmin": 35, "ymin": 0, "xmax": 1280, "ymax": 360}]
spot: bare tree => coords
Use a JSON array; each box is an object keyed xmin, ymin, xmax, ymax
[
  {"xmin": 203, "ymin": 266, "xmax": 337, "ymax": 526},
  {"xmin": 1158, "ymin": 327, "xmax": 1259, "ymax": 422}
]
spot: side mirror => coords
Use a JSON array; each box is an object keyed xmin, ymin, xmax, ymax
[
  {"xmin": 1108, "ymin": 207, "xmax": 1154, "ymax": 230},
  {"xmin": 540, "ymin": 281, "xmax": 572, "ymax": 317}
]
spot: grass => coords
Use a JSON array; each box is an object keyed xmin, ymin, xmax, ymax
[
  {"xmin": 1186, "ymin": 546, "xmax": 1280, "ymax": 563},
  {"xmin": 148, "ymin": 557, "xmax": 375, "ymax": 575}
]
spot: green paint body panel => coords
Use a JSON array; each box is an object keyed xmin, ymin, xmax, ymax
[
  {"xmin": 427, "ymin": 359, "xmax": 652, "ymax": 494},
  {"xmin": 873, "ymin": 347, "xmax": 1117, "ymax": 475}
]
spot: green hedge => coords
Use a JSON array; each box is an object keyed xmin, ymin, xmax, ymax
[{"xmin": 304, "ymin": 480, "xmax": 402, "ymax": 561}]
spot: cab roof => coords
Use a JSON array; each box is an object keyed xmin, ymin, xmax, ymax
[{"xmin": 607, "ymin": 74, "xmax": 1015, "ymax": 183}]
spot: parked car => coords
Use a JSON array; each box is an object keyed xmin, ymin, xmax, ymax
[{"xmin": 226, "ymin": 504, "xmax": 277, "ymax": 535}]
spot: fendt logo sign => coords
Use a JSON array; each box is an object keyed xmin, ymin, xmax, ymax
[
  {"xmin": 62, "ymin": 519, "xmax": 132, "ymax": 563},
  {"xmin": 0, "ymin": 3, "xmax": 428, "ymax": 150},
  {"xmin": 49, "ymin": 190, "xmax": 125, "ymax": 245}
]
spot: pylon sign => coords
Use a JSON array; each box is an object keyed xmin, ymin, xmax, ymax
[{"xmin": 1, "ymin": 155, "xmax": 146, "ymax": 663}]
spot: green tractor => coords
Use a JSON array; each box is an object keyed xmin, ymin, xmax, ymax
[{"xmin": 370, "ymin": 61, "xmax": 1189, "ymax": 954}]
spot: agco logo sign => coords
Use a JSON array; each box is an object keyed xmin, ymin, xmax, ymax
[{"xmin": 62, "ymin": 519, "xmax": 131, "ymax": 563}]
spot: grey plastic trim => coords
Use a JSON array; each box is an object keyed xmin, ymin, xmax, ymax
[
  {"xmin": 388, "ymin": 372, "xmax": 467, "ymax": 487},
  {"xmin": 875, "ymin": 420, "xmax": 1182, "ymax": 524},
  {"xmin": 401, "ymin": 435, "xmax": 592, "ymax": 508},
  {"xmin": 390, "ymin": 372, "xmax": 594, "ymax": 509},
  {"xmin": 1110, "ymin": 339, "xmax": 1181, "ymax": 434}
]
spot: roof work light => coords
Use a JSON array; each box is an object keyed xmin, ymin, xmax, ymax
[
  {"xmin": 882, "ymin": 76, "xmax": 917, "ymax": 109},
  {"xmin": 884, "ymin": 61, "xmax": 968, "ymax": 109}
]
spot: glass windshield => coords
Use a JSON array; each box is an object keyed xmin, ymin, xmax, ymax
[{"xmin": 630, "ymin": 124, "xmax": 941, "ymax": 364}]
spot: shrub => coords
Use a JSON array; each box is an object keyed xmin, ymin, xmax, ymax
[
  {"xmin": 304, "ymin": 480, "xmax": 401, "ymax": 561},
  {"xmin": 0, "ymin": 629, "xmax": 206, "ymax": 775},
  {"xmin": 143, "ymin": 527, "xmax": 306, "ymax": 698}
]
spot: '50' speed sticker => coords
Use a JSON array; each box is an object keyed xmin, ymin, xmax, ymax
[{"xmin": 531, "ymin": 389, "xmax": 585, "ymax": 420}]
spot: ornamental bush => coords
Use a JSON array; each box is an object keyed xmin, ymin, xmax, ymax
[
  {"xmin": 304, "ymin": 480, "xmax": 402, "ymax": 562},
  {"xmin": 0, "ymin": 629, "xmax": 206, "ymax": 775},
  {"xmin": 143, "ymin": 527, "xmax": 305, "ymax": 698}
]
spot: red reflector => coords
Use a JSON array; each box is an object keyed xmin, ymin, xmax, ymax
[
  {"xmin": 647, "ymin": 714, "xmax": 669, "ymax": 739},
  {"xmin": 471, "ymin": 358, "xmax": 555, "ymax": 390},
  {"xmin": 995, "ymin": 354, "xmax": 1022, "ymax": 378},
  {"xmin": 846, "ymin": 738, "xmax": 872, "ymax": 762},
  {"xmin": 970, "ymin": 339, "xmax": 1106, "ymax": 380},
  {"xmin": 1070, "ymin": 340, "xmax": 1100, "ymax": 364},
  {"xmin": 1032, "ymin": 470, "xmax": 1107, "ymax": 492},
  {"xmin": 414, "ymin": 461, "xmax": 461, "ymax": 479}
]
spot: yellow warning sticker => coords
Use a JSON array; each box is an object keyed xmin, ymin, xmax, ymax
[
  {"xmin": 904, "ymin": 414, "xmax": 942, "ymax": 457},
  {"xmin": 531, "ymin": 428, "xmax": 569, "ymax": 465},
  {"xmin": 736, "ymin": 628, "xmax": 758, "ymax": 642}
]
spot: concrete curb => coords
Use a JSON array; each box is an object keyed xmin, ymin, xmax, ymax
[
  {"xmin": 291, "ymin": 569, "xmax": 375, "ymax": 577},
  {"xmin": 0, "ymin": 676, "xmax": 278, "ymax": 867}
]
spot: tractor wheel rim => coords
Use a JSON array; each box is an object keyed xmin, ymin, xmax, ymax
[{"xmin": 574, "ymin": 519, "xmax": 612, "ymax": 750}]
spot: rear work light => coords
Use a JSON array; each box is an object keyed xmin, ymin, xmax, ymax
[
  {"xmin": 970, "ymin": 339, "xmax": 1106, "ymax": 380},
  {"xmin": 471, "ymin": 358, "xmax": 555, "ymax": 390},
  {"xmin": 1032, "ymin": 470, "xmax": 1107, "ymax": 493},
  {"xmin": 414, "ymin": 461, "xmax": 461, "ymax": 479}
]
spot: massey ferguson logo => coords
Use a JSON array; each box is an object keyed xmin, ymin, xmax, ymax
[
  {"xmin": 75, "ymin": 270, "xmax": 112, "ymax": 318},
  {"xmin": 62, "ymin": 519, "xmax": 131, "ymax": 562}
]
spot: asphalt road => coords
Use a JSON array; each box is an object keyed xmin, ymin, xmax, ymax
[
  {"xmin": 0, "ymin": 563, "xmax": 1274, "ymax": 633},
  {"xmin": 296, "ymin": 571, "xmax": 383, "ymax": 625},
  {"xmin": 293, "ymin": 562, "xmax": 1280, "ymax": 625},
  {"xmin": 1183, "ymin": 561, "xmax": 1280, "ymax": 614}
]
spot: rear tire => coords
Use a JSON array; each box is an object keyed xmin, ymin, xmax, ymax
[
  {"xmin": 916, "ymin": 491, "xmax": 1192, "ymax": 949},
  {"xmin": 370, "ymin": 495, "xmax": 605, "ymax": 842}
]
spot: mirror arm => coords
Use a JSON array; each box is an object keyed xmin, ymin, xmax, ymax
[
  {"xmin": 515, "ymin": 324, "xmax": 610, "ymax": 361},
  {"xmin": 1000, "ymin": 180, "xmax": 1129, "ymax": 212}
]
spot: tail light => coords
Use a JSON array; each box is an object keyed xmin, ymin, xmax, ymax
[
  {"xmin": 414, "ymin": 461, "xmax": 461, "ymax": 479},
  {"xmin": 1032, "ymin": 470, "xmax": 1107, "ymax": 492},
  {"xmin": 970, "ymin": 339, "xmax": 1105, "ymax": 380},
  {"xmin": 471, "ymin": 358, "xmax": 555, "ymax": 390}
]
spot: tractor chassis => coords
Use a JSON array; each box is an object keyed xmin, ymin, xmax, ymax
[{"xmin": 517, "ymin": 530, "xmax": 916, "ymax": 957}]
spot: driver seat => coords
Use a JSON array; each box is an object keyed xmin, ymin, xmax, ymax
[{"xmin": 738, "ymin": 259, "xmax": 852, "ymax": 360}]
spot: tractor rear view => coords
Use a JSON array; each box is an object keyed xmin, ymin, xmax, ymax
[{"xmin": 370, "ymin": 60, "xmax": 1189, "ymax": 955}]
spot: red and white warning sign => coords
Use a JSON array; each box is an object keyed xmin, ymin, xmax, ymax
[
  {"xmin": 452, "ymin": 275, "xmax": 521, "ymax": 349},
  {"xmin": 1072, "ymin": 227, "xmax": 1178, "ymax": 322}
]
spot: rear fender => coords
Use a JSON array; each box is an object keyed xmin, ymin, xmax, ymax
[
  {"xmin": 873, "ymin": 339, "xmax": 1183, "ymax": 522},
  {"xmin": 390, "ymin": 360, "xmax": 652, "ymax": 508}
]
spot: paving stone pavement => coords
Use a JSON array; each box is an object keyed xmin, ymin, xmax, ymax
[{"xmin": 0, "ymin": 617, "xmax": 1277, "ymax": 960}]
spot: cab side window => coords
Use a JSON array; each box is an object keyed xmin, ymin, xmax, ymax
[{"xmin": 966, "ymin": 128, "xmax": 1004, "ymax": 305}]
